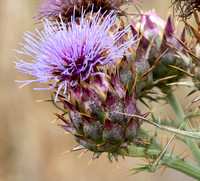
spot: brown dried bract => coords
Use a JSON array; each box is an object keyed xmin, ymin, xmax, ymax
[{"xmin": 171, "ymin": 0, "xmax": 200, "ymax": 20}]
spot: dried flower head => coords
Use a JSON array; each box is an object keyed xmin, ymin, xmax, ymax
[
  {"xmin": 37, "ymin": 0, "xmax": 137, "ymax": 23},
  {"xmin": 15, "ymin": 9, "xmax": 135, "ymax": 100},
  {"xmin": 171, "ymin": 0, "xmax": 200, "ymax": 20}
]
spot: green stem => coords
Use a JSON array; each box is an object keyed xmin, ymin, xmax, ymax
[
  {"xmin": 118, "ymin": 146, "xmax": 200, "ymax": 180},
  {"xmin": 166, "ymin": 90, "xmax": 200, "ymax": 165}
]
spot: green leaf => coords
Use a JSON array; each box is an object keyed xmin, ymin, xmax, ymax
[
  {"xmin": 152, "ymin": 114, "xmax": 179, "ymax": 129},
  {"xmin": 130, "ymin": 166, "xmax": 151, "ymax": 175}
]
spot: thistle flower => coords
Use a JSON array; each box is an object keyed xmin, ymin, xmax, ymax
[
  {"xmin": 37, "ymin": 0, "xmax": 136, "ymax": 23},
  {"xmin": 15, "ymin": 9, "xmax": 135, "ymax": 100},
  {"xmin": 14, "ymin": 4, "xmax": 145, "ymax": 158}
]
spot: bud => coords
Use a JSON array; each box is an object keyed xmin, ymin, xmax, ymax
[{"xmin": 131, "ymin": 10, "xmax": 188, "ymax": 87}]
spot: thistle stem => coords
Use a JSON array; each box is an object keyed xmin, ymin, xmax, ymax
[
  {"xmin": 118, "ymin": 146, "xmax": 200, "ymax": 180},
  {"xmin": 165, "ymin": 90, "xmax": 200, "ymax": 165}
]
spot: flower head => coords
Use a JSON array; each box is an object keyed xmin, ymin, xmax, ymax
[
  {"xmin": 37, "ymin": 0, "xmax": 135, "ymax": 23},
  {"xmin": 15, "ymin": 9, "xmax": 135, "ymax": 99}
]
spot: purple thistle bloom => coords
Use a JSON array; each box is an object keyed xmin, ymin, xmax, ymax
[
  {"xmin": 15, "ymin": 9, "xmax": 136, "ymax": 100},
  {"xmin": 37, "ymin": 0, "xmax": 135, "ymax": 23}
]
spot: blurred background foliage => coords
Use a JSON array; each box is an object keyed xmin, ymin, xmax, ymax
[{"xmin": 0, "ymin": 0, "xmax": 198, "ymax": 180}]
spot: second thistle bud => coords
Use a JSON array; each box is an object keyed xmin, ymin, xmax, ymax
[{"xmin": 131, "ymin": 10, "xmax": 189, "ymax": 88}]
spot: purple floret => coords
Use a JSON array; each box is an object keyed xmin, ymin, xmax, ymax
[{"xmin": 15, "ymin": 9, "xmax": 136, "ymax": 100}]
